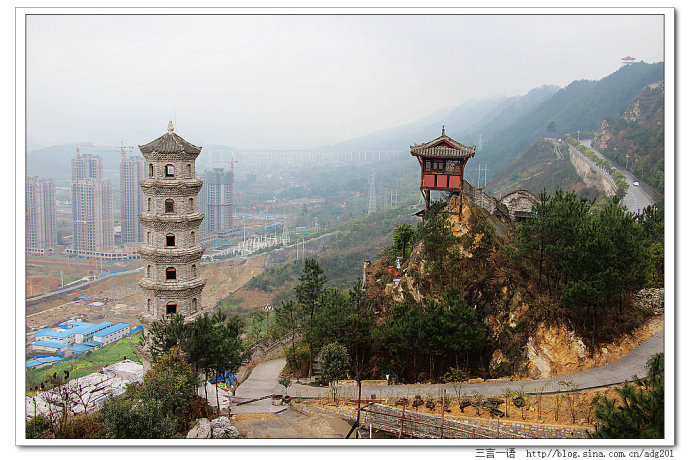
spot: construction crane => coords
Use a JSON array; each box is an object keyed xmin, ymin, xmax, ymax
[
  {"xmin": 216, "ymin": 157, "xmax": 238, "ymax": 173},
  {"xmin": 92, "ymin": 142, "xmax": 135, "ymax": 163}
]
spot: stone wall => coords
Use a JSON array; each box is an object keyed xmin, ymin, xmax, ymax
[
  {"xmin": 568, "ymin": 146, "xmax": 617, "ymax": 197},
  {"xmin": 500, "ymin": 189, "xmax": 538, "ymax": 221},
  {"xmin": 464, "ymin": 180, "xmax": 497, "ymax": 215},
  {"xmin": 235, "ymin": 333, "xmax": 302, "ymax": 385}
]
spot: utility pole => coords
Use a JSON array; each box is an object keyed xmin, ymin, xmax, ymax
[{"xmin": 367, "ymin": 171, "xmax": 377, "ymax": 215}]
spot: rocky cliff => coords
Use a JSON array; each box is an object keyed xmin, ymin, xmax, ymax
[
  {"xmin": 591, "ymin": 81, "xmax": 664, "ymax": 190},
  {"xmin": 366, "ymin": 193, "xmax": 663, "ymax": 380}
]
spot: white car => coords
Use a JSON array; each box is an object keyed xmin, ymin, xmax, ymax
[{"xmin": 633, "ymin": 181, "xmax": 640, "ymax": 186}]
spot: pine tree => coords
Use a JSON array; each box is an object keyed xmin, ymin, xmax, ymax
[
  {"xmin": 588, "ymin": 353, "xmax": 664, "ymax": 438},
  {"xmin": 295, "ymin": 258, "xmax": 326, "ymax": 377}
]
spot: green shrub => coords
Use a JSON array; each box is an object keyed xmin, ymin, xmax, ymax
[{"xmin": 26, "ymin": 414, "xmax": 52, "ymax": 439}]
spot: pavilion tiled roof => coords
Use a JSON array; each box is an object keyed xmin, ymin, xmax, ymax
[
  {"xmin": 139, "ymin": 121, "xmax": 202, "ymax": 155},
  {"xmin": 410, "ymin": 131, "xmax": 476, "ymax": 159}
]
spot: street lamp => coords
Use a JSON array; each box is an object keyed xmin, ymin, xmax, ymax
[{"xmin": 263, "ymin": 304, "xmax": 273, "ymax": 338}]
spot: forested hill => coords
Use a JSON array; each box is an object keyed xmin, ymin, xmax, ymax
[
  {"xmin": 591, "ymin": 81, "xmax": 665, "ymax": 191},
  {"xmin": 481, "ymin": 61, "xmax": 664, "ymax": 172},
  {"xmin": 327, "ymin": 62, "xmax": 663, "ymax": 181}
]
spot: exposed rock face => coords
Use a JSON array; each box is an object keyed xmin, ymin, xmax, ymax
[
  {"xmin": 210, "ymin": 416, "xmax": 241, "ymax": 439},
  {"xmin": 525, "ymin": 324, "xmax": 589, "ymax": 379},
  {"xmin": 186, "ymin": 418, "xmax": 212, "ymax": 439},
  {"xmin": 633, "ymin": 288, "xmax": 664, "ymax": 315},
  {"xmin": 592, "ymin": 119, "xmax": 612, "ymax": 151},
  {"xmin": 567, "ymin": 145, "xmax": 617, "ymax": 197},
  {"xmin": 489, "ymin": 349, "xmax": 512, "ymax": 375}
]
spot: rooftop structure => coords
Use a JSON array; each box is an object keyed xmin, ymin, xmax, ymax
[
  {"xmin": 621, "ymin": 56, "xmax": 637, "ymax": 66},
  {"xmin": 410, "ymin": 128, "xmax": 476, "ymax": 215},
  {"xmin": 34, "ymin": 321, "xmax": 114, "ymax": 344}
]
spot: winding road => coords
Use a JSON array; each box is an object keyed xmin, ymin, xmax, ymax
[
  {"xmin": 230, "ymin": 331, "xmax": 664, "ymax": 414},
  {"xmin": 580, "ymin": 140, "xmax": 660, "ymax": 213}
]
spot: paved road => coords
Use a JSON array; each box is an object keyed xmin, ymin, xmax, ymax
[
  {"xmin": 230, "ymin": 358, "xmax": 288, "ymax": 414},
  {"xmin": 581, "ymin": 140, "xmax": 659, "ymax": 213},
  {"xmin": 229, "ymin": 331, "xmax": 664, "ymax": 414}
]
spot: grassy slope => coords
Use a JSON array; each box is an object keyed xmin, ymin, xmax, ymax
[{"xmin": 26, "ymin": 333, "xmax": 142, "ymax": 391}]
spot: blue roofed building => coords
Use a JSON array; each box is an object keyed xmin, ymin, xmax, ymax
[
  {"xmin": 32, "ymin": 322, "xmax": 114, "ymax": 355},
  {"xmin": 26, "ymin": 355, "xmax": 63, "ymax": 369},
  {"xmin": 32, "ymin": 340, "xmax": 71, "ymax": 353},
  {"xmin": 64, "ymin": 342, "xmax": 102, "ymax": 357},
  {"xmin": 92, "ymin": 323, "xmax": 130, "ymax": 346}
]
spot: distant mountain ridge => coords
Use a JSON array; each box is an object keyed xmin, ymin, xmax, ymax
[
  {"xmin": 488, "ymin": 73, "xmax": 665, "ymax": 197},
  {"xmin": 323, "ymin": 84, "xmax": 560, "ymax": 151},
  {"xmin": 324, "ymin": 61, "xmax": 664, "ymax": 180},
  {"xmin": 482, "ymin": 62, "xmax": 663, "ymax": 173}
]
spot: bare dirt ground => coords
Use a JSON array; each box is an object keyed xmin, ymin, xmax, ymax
[
  {"xmin": 302, "ymin": 384, "xmax": 633, "ymax": 431},
  {"xmin": 229, "ymin": 288, "xmax": 276, "ymax": 311},
  {"xmin": 202, "ymin": 255, "xmax": 267, "ymax": 309},
  {"xmin": 24, "ymin": 253, "xmax": 269, "ymax": 333},
  {"xmin": 232, "ymin": 407, "xmax": 352, "ymax": 439}
]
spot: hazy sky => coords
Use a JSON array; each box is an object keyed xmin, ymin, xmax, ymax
[{"xmin": 26, "ymin": 13, "xmax": 665, "ymax": 150}]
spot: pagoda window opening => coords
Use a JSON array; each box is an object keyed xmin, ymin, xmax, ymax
[
  {"xmin": 424, "ymin": 160, "xmax": 432, "ymax": 172},
  {"xmin": 147, "ymin": 197, "xmax": 152, "ymax": 212},
  {"xmin": 166, "ymin": 303, "xmax": 177, "ymax": 315},
  {"xmin": 431, "ymin": 160, "xmax": 445, "ymax": 172},
  {"xmin": 192, "ymin": 298, "xmax": 198, "ymax": 312},
  {"xmin": 446, "ymin": 160, "xmax": 461, "ymax": 173},
  {"xmin": 165, "ymin": 199, "xmax": 175, "ymax": 213},
  {"xmin": 186, "ymin": 164, "xmax": 191, "ymax": 177},
  {"xmin": 188, "ymin": 197, "xmax": 194, "ymax": 212},
  {"xmin": 149, "ymin": 164, "xmax": 154, "ymax": 177},
  {"xmin": 190, "ymin": 231, "xmax": 196, "ymax": 246},
  {"xmin": 166, "ymin": 267, "xmax": 177, "ymax": 280},
  {"xmin": 166, "ymin": 233, "xmax": 176, "ymax": 247},
  {"xmin": 146, "ymin": 265, "xmax": 151, "ymax": 277},
  {"xmin": 165, "ymin": 164, "xmax": 175, "ymax": 177},
  {"xmin": 191, "ymin": 264, "xmax": 197, "ymax": 277}
]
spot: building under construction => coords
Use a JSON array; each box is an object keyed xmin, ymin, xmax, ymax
[
  {"xmin": 69, "ymin": 153, "xmax": 115, "ymax": 256},
  {"xmin": 120, "ymin": 156, "xmax": 146, "ymax": 245},
  {"xmin": 26, "ymin": 176, "xmax": 57, "ymax": 256},
  {"xmin": 199, "ymin": 167, "xmax": 234, "ymax": 240}
]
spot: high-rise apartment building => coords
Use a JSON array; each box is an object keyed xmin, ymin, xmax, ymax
[
  {"xmin": 70, "ymin": 153, "xmax": 115, "ymax": 256},
  {"xmin": 26, "ymin": 176, "xmax": 57, "ymax": 255},
  {"xmin": 199, "ymin": 168, "xmax": 234, "ymax": 239},
  {"xmin": 120, "ymin": 156, "xmax": 146, "ymax": 244}
]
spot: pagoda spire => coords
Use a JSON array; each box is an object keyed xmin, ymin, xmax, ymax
[{"xmin": 167, "ymin": 120, "xmax": 174, "ymax": 133}]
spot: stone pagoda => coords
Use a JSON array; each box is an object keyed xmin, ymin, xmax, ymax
[
  {"xmin": 410, "ymin": 128, "xmax": 476, "ymax": 215},
  {"xmin": 138, "ymin": 121, "xmax": 206, "ymax": 317}
]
